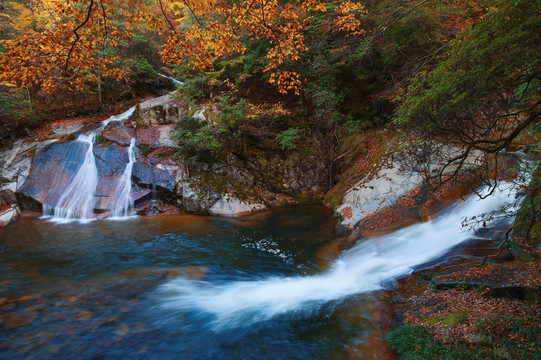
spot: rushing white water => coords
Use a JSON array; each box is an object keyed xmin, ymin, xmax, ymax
[
  {"xmin": 100, "ymin": 106, "xmax": 136, "ymax": 130},
  {"xmin": 158, "ymin": 73, "xmax": 184, "ymax": 88},
  {"xmin": 43, "ymin": 133, "xmax": 99, "ymax": 223},
  {"xmin": 43, "ymin": 106, "xmax": 137, "ymax": 223},
  {"xmin": 110, "ymin": 138, "xmax": 137, "ymax": 218},
  {"xmin": 159, "ymin": 182, "xmax": 523, "ymax": 329}
]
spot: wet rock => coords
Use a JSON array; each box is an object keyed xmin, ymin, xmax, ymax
[
  {"xmin": 4, "ymin": 312, "xmax": 36, "ymax": 329},
  {"xmin": 16, "ymin": 140, "xmax": 81, "ymax": 211},
  {"xmin": 0, "ymin": 205, "xmax": 20, "ymax": 226},
  {"xmin": 102, "ymin": 122, "xmax": 135, "ymax": 146},
  {"xmin": 132, "ymin": 153, "xmax": 178, "ymax": 194}
]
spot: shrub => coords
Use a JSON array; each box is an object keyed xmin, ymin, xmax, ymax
[{"xmin": 276, "ymin": 127, "xmax": 300, "ymax": 151}]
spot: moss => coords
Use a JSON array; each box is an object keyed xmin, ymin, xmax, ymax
[
  {"xmin": 94, "ymin": 133, "xmax": 105, "ymax": 143},
  {"xmin": 442, "ymin": 311, "xmax": 470, "ymax": 327},
  {"xmin": 188, "ymin": 106, "xmax": 202, "ymax": 117}
]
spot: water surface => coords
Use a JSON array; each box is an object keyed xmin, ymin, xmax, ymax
[{"xmin": 0, "ymin": 206, "xmax": 390, "ymax": 359}]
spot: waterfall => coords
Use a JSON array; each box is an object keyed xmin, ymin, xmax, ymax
[
  {"xmin": 42, "ymin": 107, "xmax": 137, "ymax": 223},
  {"xmin": 43, "ymin": 133, "xmax": 99, "ymax": 223},
  {"xmin": 110, "ymin": 138, "xmax": 137, "ymax": 218},
  {"xmin": 158, "ymin": 73, "xmax": 184, "ymax": 88},
  {"xmin": 100, "ymin": 106, "xmax": 136, "ymax": 129},
  {"xmin": 158, "ymin": 181, "xmax": 524, "ymax": 329}
]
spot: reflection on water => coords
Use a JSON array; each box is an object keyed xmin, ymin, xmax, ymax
[{"xmin": 0, "ymin": 206, "xmax": 392, "ymax": 359}]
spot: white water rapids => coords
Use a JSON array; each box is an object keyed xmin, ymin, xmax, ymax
[{"xmin": 158, "ymin": 181, "xmax": 523, "ymax": 329}]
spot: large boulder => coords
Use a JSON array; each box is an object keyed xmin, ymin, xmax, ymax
[
  {"xmin": 335, "ymin": 143, "xmax": 485, "ymax": 228},
  {"xmin": 0, "ymin": 140, "xmax": 57, "ymax": 200},
  {"xmin": 0, "ymin": 205, "xmax": 21, "ymax": 227},
  {"xmin": 209, "ymin": 196, "xmax": 267, "ymax": 216},
  {"xmin": 16, "ymin": 140, "xmax": 86, "ymax": 211},
  {"xmin": 137, "ymin": 92, "xmax": 184, "ymax": 125}
]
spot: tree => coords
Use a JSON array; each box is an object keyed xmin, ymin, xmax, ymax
[{"xmin": 394, "ymin": 0, "xmax": 540, "ymax": 253}]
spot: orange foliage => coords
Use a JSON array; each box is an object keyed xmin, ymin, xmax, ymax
[
  {"xmin": 0, "ymin": 0, "xmax": 164, "ymax": 93},
  {"xmin": 0, "ymin": 0, "xmax": 365, "ymax": 96},
  {"xmin": 160, "ymin": 0, "xmax": 329, "ymax": 95}
]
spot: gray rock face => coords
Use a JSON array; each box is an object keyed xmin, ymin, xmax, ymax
[
  {"xmin": 336, "ymin": 143, "xmax": 486, "ymax": 228},
  {"xmin": 1, "ymin": 139, "xmax": 58, "ymax": 210},
  {"xmin": 209, "ymin": 196, "xmax": 267, "ymax": 217},
  {"xmin": 181, "ymin": 182, "xmax": 220, "ymax": 214},
  {"xmin": 50, "ymin": 123, "xmax": 83, "ymax": 138},
  {"xmin": 138, "ymin": 92, "xmax": 184, "ymax": 125},
  {"xmin": 0, "ymin": 205, "xmax": 21, "ymax": 227}
]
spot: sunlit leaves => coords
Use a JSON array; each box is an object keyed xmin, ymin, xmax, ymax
[{"xmin": 159, "ymin": 0, "xmax": 359, "ymax": 95}]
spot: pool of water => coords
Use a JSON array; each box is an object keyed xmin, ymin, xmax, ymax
[{"xmin": 0, "ymin": 206, "xmax": 392, "ymax": 359}]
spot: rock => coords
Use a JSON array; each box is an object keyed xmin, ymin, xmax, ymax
[
  {"xmin": 337, "ymin": 162, "xmax": 423, "ymax": 228},
  {"xmin": 16, "ymin": 141, "xmax": 83, "ymax": 210},
  {"xmin": 4, "ymin": 312, "xmax": 36, "ymax": 329},
  {"xmin": 158, "ymin": 125, "xmax": 178, "ymax": 148},
  {"xmin": 138, "ymin": 92, "xmax": 184, "ymax": 125},
  {"xmin": 50, "ymin": 123, "xmax": 83, "ymax": 138},
  {"xmin": 102, "ymin": 121, "xmax": 135, "ymax": 145},
  {"xmin": 132, "ymin": 154, "xmax": 178, "ymax": 194},
  {"xmin": 209, "ymin": 196, "xmax": 267, "ymax": 217},
  {"xmin": 0, "ymin": 205, "xmax": 21, "ymax": 226},
  {"xmin": 181, "ymin": 182, "xmax": 219, "ymax": 214},
  {"xmin": 335, "ymin": 143, "xmax": 485, "ymax": 228},
  {"xmin": 0, "ymin": 140, "xmax": 56, "ymax": 202}
]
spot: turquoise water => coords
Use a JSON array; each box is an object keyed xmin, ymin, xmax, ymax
[{"xmin": 0, "ymin": 206, "xmax": 391, "ymax": 359}]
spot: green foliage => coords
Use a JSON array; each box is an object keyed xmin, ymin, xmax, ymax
[
  {"xmin": 179, "ymin": 76, "xmax": 206, "ymax": 106},
  {"xmin": 387, "ymin": 317, "xmax": 541, "ymax": 360},
  {"xmin": 217, "ymin": 96, "xmax": 248, "ymax": 129},
  {"xmin": 0, "ymin": 90, "xmax": 42, "ymax": 141},
  {"xmin": 94, "ymin": 133, "xmax": 105, "ymax": 143},
  {"xmin": 128, "ymin": 55, "xmax": 155, "ymax": 77},
  {"xmin": 277, "ymin": 127, "xmax": 300, "ymax": 151},
  {"xmin": 174, "ymin": 115, "xmax": 222, "ymax": 165},
  {"xmin": 395, "ymin": 0, "xmax": 540, "ymax": 127}
]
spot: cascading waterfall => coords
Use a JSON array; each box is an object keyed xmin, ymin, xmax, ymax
[
  {"xmin": 43, "ymin": 133, "xmax": 99, "ymax": 223},
  {"xmin": 158, "ymin": 73, "xmax": 184, "ymax": 88},
  {"xmin": 100, "ymin": 106, "xmax": 136, "ymax": 129},
  {"xmin": 43, "ymin": 106, "xmax": 136, "ymax": 223},
  {"xmin": 110, "ymin": 137, "xmax": 137, "ymax": 218},
  {"xmin": 158, "ymin": 181, "xmax": 524, "ymax": 329}
]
